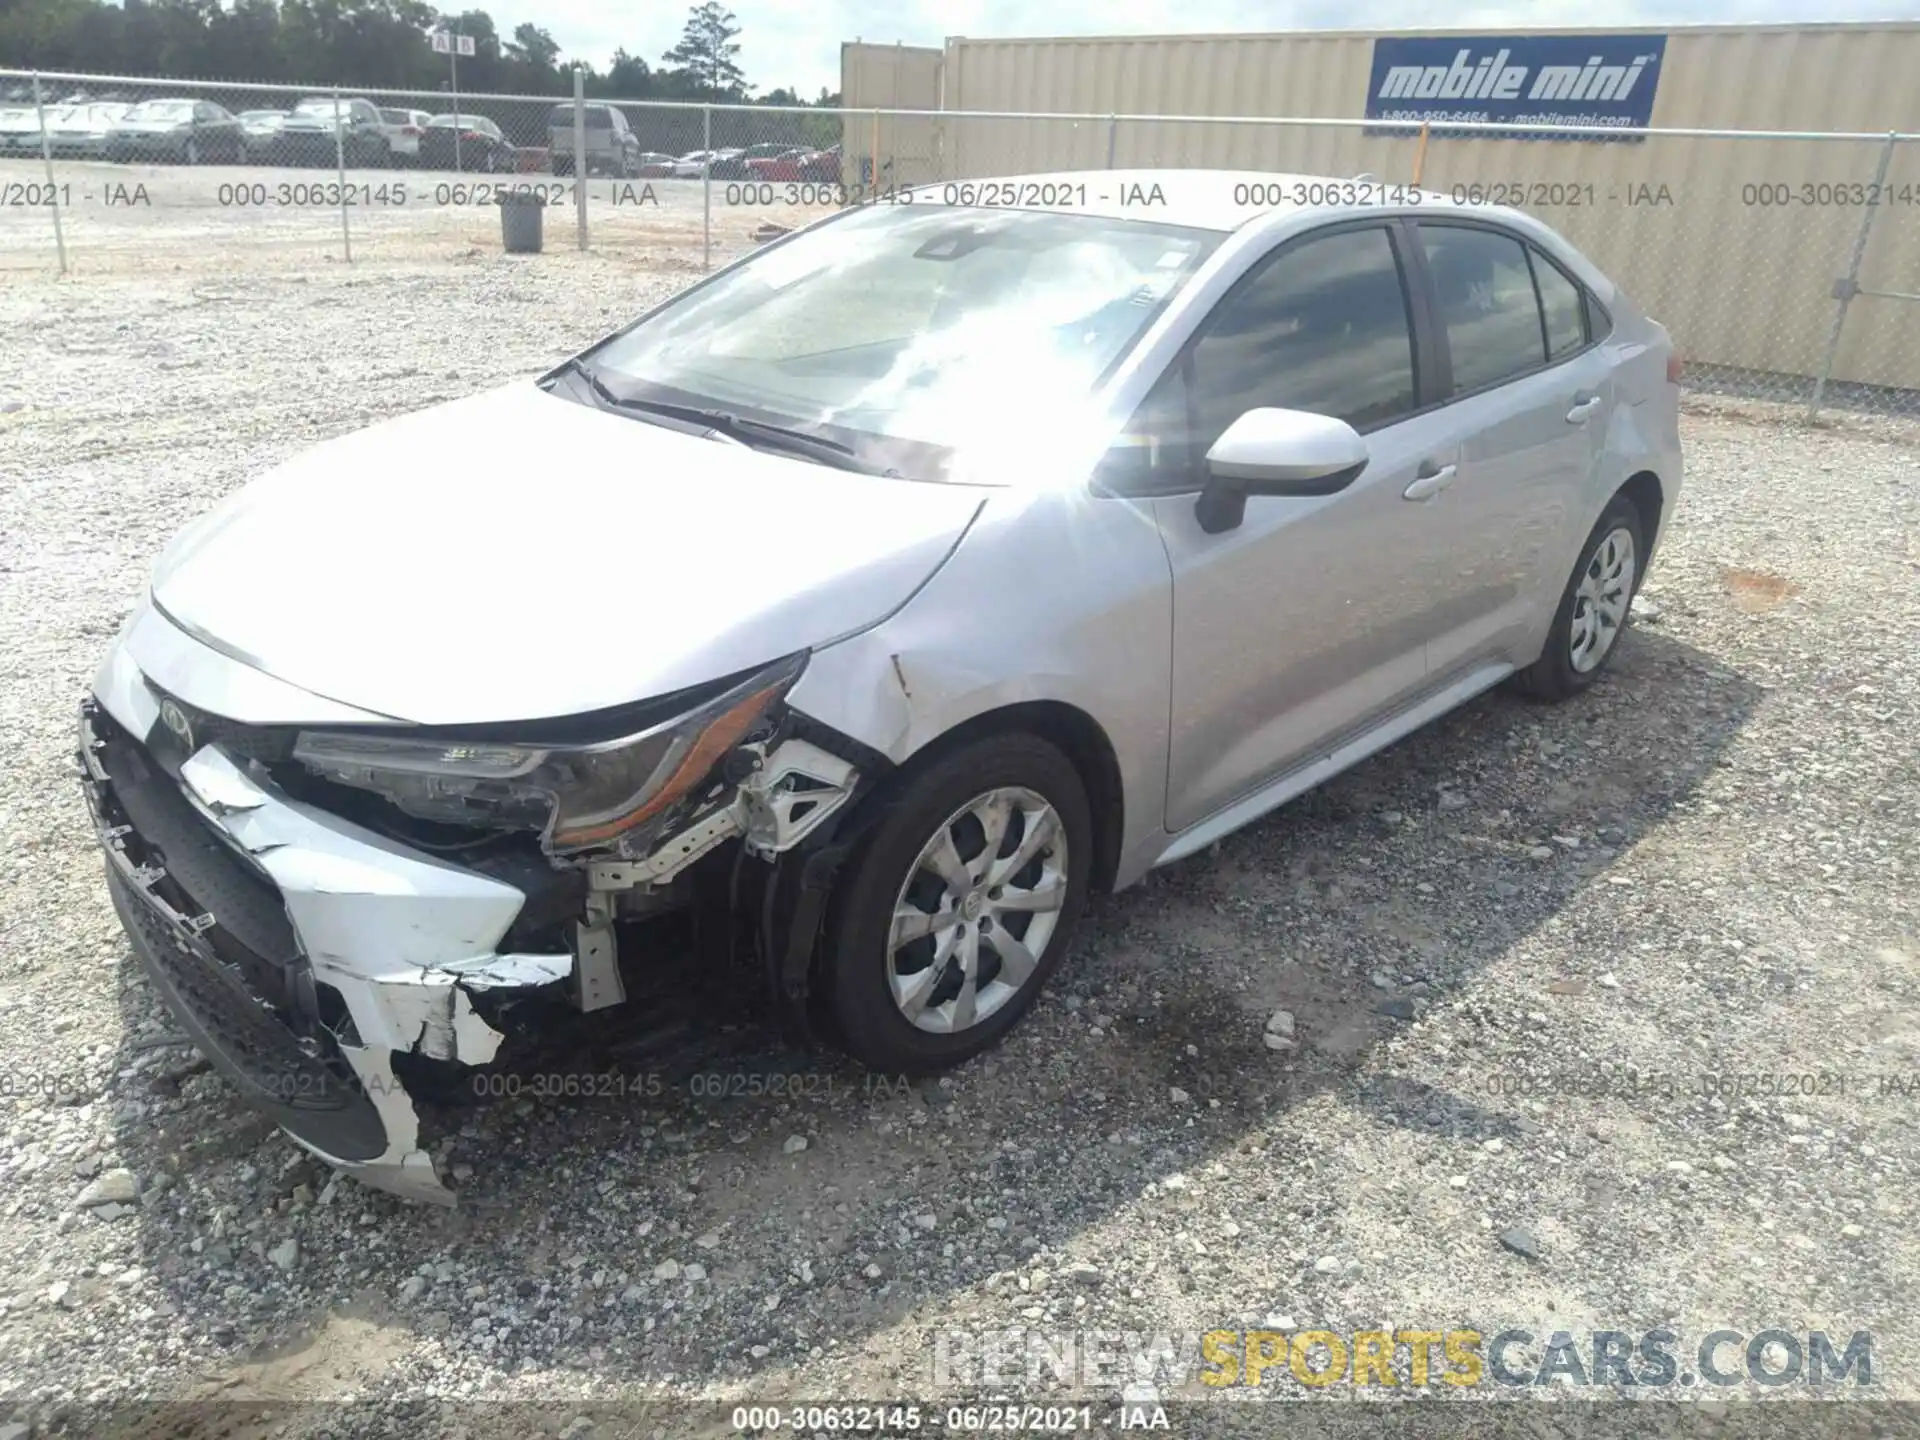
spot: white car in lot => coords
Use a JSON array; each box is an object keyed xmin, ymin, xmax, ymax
[
  {"xmin": 0, "ymin": 105, "xmax": 43, "ymax": 153},
  {"xmin": 80, "ymin": 171, "xmax": 1680, "ymax": 1203},
  {"xmin": 378, "ymin": 107, "xmax": 432, "ymax": 161},
  {"xmin": 672, "ymin": 147, "xmax": 736, "ymax": 178}
]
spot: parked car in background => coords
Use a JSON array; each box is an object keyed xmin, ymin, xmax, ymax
[
  {"xmin": 546, "ymin": 101, "xmax": 641, "ymax": 176},
  {"xmin": 634, "ymin": 151, "xmax": 678, "ymax": 177},
  {"xmin": 378, "ymin": 107, "xmax": 432, "ymax": 163},
  {"xmin": 419, "ymin": 114, "xmax": 516, "ymax": 173},
  {"xmin": 0, "ymin": 106, "xmax": 43, "ymax": 153},
  {"xmin": 745, "ymin": 146, "xmax": 832, "ymax": 183},
  {"xmin": 712, "ymin": 142, "xmax": 793, "ymax": 180},
  {"xmin": 271, "ymin": 96, "xmax": 390, "ymax": 167},
  {"xmin": 670, "ymin": 148, "xmax": 730, "ymax": 178},
  {"xmin": 238, "ymin": 109, "xmax": 289, "ymax": 153},
  {"xmin": 44, "ymin": 102, "xmax": 129, "ymax": 158},
  {"xmin": 107, "ymin": 98, "xmax": 246, "ymax": 164},
  {"xmin": 802, "ymin": 145, "xmax": 843, "ymax": 183}
]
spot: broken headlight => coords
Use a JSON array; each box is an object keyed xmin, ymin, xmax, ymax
[{"xmin": 291, "ymin": 652, "xmax": 807, "ymax": 855}]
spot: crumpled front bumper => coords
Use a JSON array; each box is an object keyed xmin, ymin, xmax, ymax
[{"xmin": 79, "ymin": 697, "xmax": 573, "ymax": 1206}]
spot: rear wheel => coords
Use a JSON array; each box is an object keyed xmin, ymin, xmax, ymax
[
  {"xmin": 1514, "ymin": 496, "xmax": 1645, "ymax": 701},
  {"xmin": 821, "ymin": 734, "xmax": 1091, "ymax": 1075}
]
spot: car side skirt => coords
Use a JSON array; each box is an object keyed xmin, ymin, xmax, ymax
[{"xmin": 1151, "ymin": 660, "xmax": 1514, "ymax": 869}]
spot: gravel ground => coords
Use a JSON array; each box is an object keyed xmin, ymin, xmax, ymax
[{"xmin": 0, "ymin": 253, "xmax": 1916, "ymax": 1438}]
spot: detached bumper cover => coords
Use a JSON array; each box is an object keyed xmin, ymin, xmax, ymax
[{"xmin": 79, "ymin": 701, "xmax": 572, "ymax": 1205}]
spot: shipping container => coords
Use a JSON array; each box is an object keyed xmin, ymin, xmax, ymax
[{"xmin": 844, "ymin": 24, "xmax": 1920, "ymax": 392}]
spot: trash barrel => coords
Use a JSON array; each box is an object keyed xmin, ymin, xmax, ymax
[{"xmin": 498, "ymin": 191, "xmax": 544, "ymax": 255}]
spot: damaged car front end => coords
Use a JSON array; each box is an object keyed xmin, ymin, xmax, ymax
[
  {"xmin": 79, "ymin": 188, "xmax": 1256, "ymax": 1202},
  {"xmin": 81, "ymin": 629, "xmax": 874, "ymax": 1205}
]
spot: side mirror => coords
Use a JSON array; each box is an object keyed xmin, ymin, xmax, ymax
[{"xmin": 1194, "ymin": 408, "xmax": 1369, "ymax": 534}]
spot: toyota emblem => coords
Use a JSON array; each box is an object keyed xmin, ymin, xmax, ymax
[{"xmin": 158, "ymin": 698, "xmax": 195, "ymax": 753}]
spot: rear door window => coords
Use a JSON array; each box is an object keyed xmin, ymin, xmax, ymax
[{"xmin": 1418, "ymin": 224, "xmax": 1547, "ymax": 395}]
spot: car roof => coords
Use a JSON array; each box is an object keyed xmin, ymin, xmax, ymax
[
  {"xmin": 904, "ymin": 168, "xmax": 1527, "ymax": 234},
  {"xmin": 881, "ymin": 167, "xmax": 1617, "ymax": 304}
]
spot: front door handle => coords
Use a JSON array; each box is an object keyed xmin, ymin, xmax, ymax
[
  {"xmin": 1567, "ymin": 394, "xmax": 1602, "ymax": 424},
  {"xmin": 1403, "ymin": 462, "xmax": 1457, "ymax": 502}
]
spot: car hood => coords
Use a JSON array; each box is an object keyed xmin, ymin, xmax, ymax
[{"xmin": 148, "ymin": 382, "xmax": 986, "ymax": 726}]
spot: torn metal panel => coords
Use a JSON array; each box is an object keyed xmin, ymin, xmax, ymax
[
  {"xmin": 356, "ymin": 970, "xmax": 510, "ymax": 1066},
  {"xmin": 176, "ymin": 746, "xmax": 561, "ymax": 1064},
  {"xmin": 586, "ymin": 806, "xmax": 743, "ymax": 891},
  {"xmin": 436, "ymin": 952, "xmax": 573, "ymax": 989},
  {"xmin": 311, "ymin": 1044, "xmax": 456, "ymax": 1206},
  {"xmin": 738, "ymin": 737, "xmax": 858, "ymax": 857},
  {"xmin": 180, "ymin": 748, "xmax": 523, "ymax": 959},
  {"xmin": 572, "ymin": 899, "xmax": 625, "ymax": 1012},
  {"xmin": 178, "ymin": 752, "xmax": 268, "ymax": 816}
]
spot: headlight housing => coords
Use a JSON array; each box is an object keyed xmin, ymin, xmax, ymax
[{"xmin": 291, "ymin": 652, "xmax": 806, "ymax": 855}]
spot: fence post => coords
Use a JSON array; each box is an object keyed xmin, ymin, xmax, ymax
[
  {"xmin": 331, "ymin": 85, "xmax": 352, "ymax": 264},
  {"xmin": 701, "ymin": 104, "xmax": 712, "ymax": 272},
  {"xmin": 1412, "ymin": 121, "xmax": 1431, "ymax": 186},
  {"xmin": 1809, "ymin": 130, "xmax": 1897, "ymax": 421},
  {"xmin": 573, "ymin": 66, "xmax": 588, "ymax": 251},
  {"xmin": 31, "ymin": 74, "xmax": 68, "ymax": 277},
  {"xmin": 1105, "ymin": 113, "xmax": 1117, "ymax": 169}
]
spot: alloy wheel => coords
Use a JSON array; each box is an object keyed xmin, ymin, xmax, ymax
[
  {"xmin": 888, "ymin": 787, "xmax": 1069, "ymax": 1035},
  {"xmin": 1569, "ymin": 526, "xmax": 1636, "ymax": 673}
]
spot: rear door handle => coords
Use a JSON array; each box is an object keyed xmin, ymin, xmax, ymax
[
  {"xmin": 1567, "ymin": 394, "xmax": 1602, "ymax": 424},
  {"xmin": 1403, "ymin": 462, "xmax": 1457, "ymax": 502}
]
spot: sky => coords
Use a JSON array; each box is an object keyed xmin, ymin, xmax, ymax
[{"xmin": 574, "ymin": 0, "xmax": 1911, "ymax": 99}]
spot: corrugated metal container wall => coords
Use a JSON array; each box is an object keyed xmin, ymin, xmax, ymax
[
  {"xmin": 847, "ymin": 25, "xmax": 1920, "ymax": 389},
  {"xmin": 840, "ymin": 42, "xmax": 945, "ymax": 188}
]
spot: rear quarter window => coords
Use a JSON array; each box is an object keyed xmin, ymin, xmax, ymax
[{"xmin": 1530, "ymin": 249, "xmax": 1588, "ymax": 358}]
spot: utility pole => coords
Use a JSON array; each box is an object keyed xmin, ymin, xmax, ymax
[{"xmin": 433, "ymin": 28, "xmax": 476, "ymax": 169}]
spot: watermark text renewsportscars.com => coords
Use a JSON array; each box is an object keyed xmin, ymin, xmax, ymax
[{"xmin": 932, "ymin": 1327, "xmax": 1873, "ymax": 1391}]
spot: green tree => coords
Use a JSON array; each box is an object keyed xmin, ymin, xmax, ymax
[{"xmin": 660, "ymin": 1, "xmax": 745, "ymax": 101}]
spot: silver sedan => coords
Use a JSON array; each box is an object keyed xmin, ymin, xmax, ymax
[{"xmin": 79, "ymin": 171, "xmax": 1680, "ymax": 1202}]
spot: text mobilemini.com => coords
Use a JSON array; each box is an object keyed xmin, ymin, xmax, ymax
[{"xmin": 930, "ymin": 1327, "xmax": 1874, "ymax": 1391}]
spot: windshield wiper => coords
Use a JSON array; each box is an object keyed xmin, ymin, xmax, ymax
[{"xmin": 554, "ymin": 359, "xmax": 890, "ymax": 475}]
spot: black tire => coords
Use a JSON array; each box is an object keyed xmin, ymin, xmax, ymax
[
  {"xmin": 553, "ymin": 155, "xmax": 574, "ymax": 177},
  {"xmin": 1514, "ymin": 495, "xmax": 1646, "ymax": 701},
  {"xmin": 821, "ymin": 732, "xmax": 1092, "ymax": 1075}
]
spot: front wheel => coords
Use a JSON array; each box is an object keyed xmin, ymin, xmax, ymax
[
  {"xmin": 821, "ymin": 733, "xmax": 1091, "ymax": 1075},
  {"xmin": 1514, "ymin": 496, "xmax": 1645, "ymax": 701}
]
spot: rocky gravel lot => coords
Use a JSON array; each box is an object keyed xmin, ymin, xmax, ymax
[{"xmin": 0, "ymin": 254, "xmax": 1916, "ymax": 1438}]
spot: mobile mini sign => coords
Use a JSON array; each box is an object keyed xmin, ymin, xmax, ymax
[{"xmin": 1365, "ymin": 33, "xmax": 1667, "ymax": 139}]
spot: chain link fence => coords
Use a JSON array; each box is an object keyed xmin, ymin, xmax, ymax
[{"xmin": 4, "ymin": 67, "xmax": 1916, "ymax": 419}]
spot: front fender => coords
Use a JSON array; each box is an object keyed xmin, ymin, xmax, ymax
[{"xmin": 784, "ymin": 485, "xmax": 1174, "ymax": 891}]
